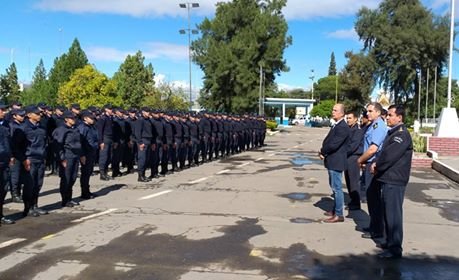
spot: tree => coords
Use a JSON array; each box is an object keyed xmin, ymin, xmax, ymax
[
  {"xmin": 355, "ymin": 0, "xmax": 449, "ymax": 104},
  {"xmin": 20, "ymin": 59, "xmax": 51, "ymax": 105},
  {"xmin": 314, "ymin": 76, "xmax": 339, "ymax": 101},
  {"xmin": 339, "ymin": 51, "xmax": 377, "ymax": 111},
  {"xmin": 0, "ymin": 63, "xmax": 20, "ymax": 103},
  {"xmin": 328, "ymin": 52, "xmax": 337, "ymax": 76},
  {"xmin": 48, "ymin": 38, "xmax": 89, "ymax": 105},
  {"xmin": 113, "ymin": 51, "xmax": 155, "ymax": 108},
  {"xmin": 192, "ymin": 0, "xmax": 291, "ymax": 113},
  {"xmin": 144, "ymin": 82, "xmax": 190, "ymax": 111},
  {"xmin": 58, "ymin": 65, "xmax": 121, "ymax": 108},
  {"xmin": 309, "ymin": 99, "xmax": 335, "ymax": 118}
]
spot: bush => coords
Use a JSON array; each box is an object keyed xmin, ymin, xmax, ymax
[
  {"xmin": 411, "ymin": 133, "xmax": 427, "ymax": 153},
  {"xmin": 266, "ymin": 120, "xmax": 278, "ymax": 131}
]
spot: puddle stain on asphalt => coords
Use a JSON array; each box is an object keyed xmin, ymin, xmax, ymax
[
  {"xmin": 1, "ymin": 219, "xmax": 459, "ymax": 279},
  {"xmin": 279, "ymin": 193, "xmax": 312, "ymax": 202}
]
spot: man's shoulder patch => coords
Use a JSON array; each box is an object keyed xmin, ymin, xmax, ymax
[
  {"xmin": 394, "ymin": 136, "xmax": 403, "ymax": 143},
  {"xmin": 373, "ymin": 123, "xmax": 378, "ymax": 129}
]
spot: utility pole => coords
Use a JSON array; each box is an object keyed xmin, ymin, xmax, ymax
[
  {"xmin": 433, "ymin": 67, "xmax": 437, "ymax": 121},
  {"xmin": 425, "ymin": 68, "xmax": 429, "ymax": 122},
  {"xmin": 418, "ymin": 70, "xmax": 422, "ymax": 122},
  {"xmin": 259, "ymin": 63, "xmax": 263, "ymax": 116},
  {"xmin": 309, "ymin": 69, "xmax": 315, "ymax": 100}
]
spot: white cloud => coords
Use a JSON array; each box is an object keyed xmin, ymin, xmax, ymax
[
  {"xmin": 326, "ymin": 28, "xmax": 359, "ymax": 41},
  {"xmin": 277, "ymin": 83, "xmax": 306, "ymax": 92},
  {"xmin": 36, "ymin": 0, "xmax": 381, "ymax": 20},
  {"xmin": 86, "ymin": 42, "xmax": 188, "ymax": 62}
]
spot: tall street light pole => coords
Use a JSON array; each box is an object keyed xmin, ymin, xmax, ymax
[
  {"xmin": 179, "ymin": 2, "xmax": 199, "ymax": 111},
  {"xmin": 309, "ymin": 69, "xmax": 315, "ymax": 100}
]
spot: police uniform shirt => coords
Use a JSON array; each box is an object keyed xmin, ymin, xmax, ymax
[{"xmin": 363, "ymin": 117, "xmax": 387, "ymax": 163}]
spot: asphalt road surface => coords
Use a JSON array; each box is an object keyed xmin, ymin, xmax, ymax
[{"xmin": 1, "ymin": 126, "xmax": 459, "ymax": 280}]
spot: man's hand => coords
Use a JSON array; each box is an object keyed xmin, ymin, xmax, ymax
[
  {"xmin": 139, "ymin": 143, "xmax": 145, "ymax": 151},
  {"xmin": 151, "ymin": 143, "xmax": 157, "ymax": 151},
  {"xmin": 23, "ymin": 159, "xmax": 31, "ymax": 171},
  {"xmin": 61, "ymin": 160, "xmax": 67, "ymax": 168},
  {"xmin": 80, "ymin": 156, "xmax": 86, "ymax": 165},
  {"xmin": 113, "ymin": 143, "xmax": 119, "ymax": 149},
  {"xmin": 100, "ymin": 143, "xmax": 105, "ymax": 150},
  {"xmin": 9, "ymin": 157, "xmax": 15, "ymax": 166},
  {"xmin": 370, "ymin": 162, "xmax": 376, "ymax": 175}
]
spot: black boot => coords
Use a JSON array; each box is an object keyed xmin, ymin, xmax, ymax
[
  {"xmin": 100, "ymin": 171, "xmax": 110, "ymax": 181},
  {"xmin": 33, "ymin": 204, "xmax": 49, "ymax": 215},
  {"xmin": 12, "ymin": 193, "xmax": 23, "ymax": 203},
  {"xmin": 138, "ymin": 174, "xmax": 150, "ymax": 182}
]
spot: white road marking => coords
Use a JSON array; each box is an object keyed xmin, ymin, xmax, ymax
[
  {"xmin": 255, "ymin": 157, "xmax": 264, "ymax": 162},
  {"xmin": 0, "ymin": 238, "xmax": 27, "ymax": 249},
  {"xmin": 71, "ymin": 208, "xmax": 118, "ymax": 223},
  {"xmin": 189, "ymin": 177, "xmax": 209, "ymax": 184},
  {"xmin": 268, "ymin": 153, "xmax": 276, "ymax": 157},
  {"xmin": 217, "ymin": 169, "xmax": 231, "ymax": 175},
  {"xmin": 293, "ymin": 145, "xmax": 299, "ymax": 148},
  {"xmin": 138, "ymin": 190, "xmax": 174, "ymax": 201},
  {"xmin": 237, "ymin": 162, "xmax": 251, "ymax": 167}
]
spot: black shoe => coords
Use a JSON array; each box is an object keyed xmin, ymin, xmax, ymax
[
  {"xmin": 1, "ymin": 217, "xmax": 15, "ymax": 225},
  {"xmin": 362, "ymin": 232, "xmax": 383, "ymax": 239},
  {"xmin": 69, "ymin": 200, "xmax": 80, "ymax": 206},
  {"xmin": 62, "ymin": 201, "xmax": 74, "ymax": 208},
  {"xmin": 376, "ymin": 243, "xmax": 388, "ymax": 249},
  {"xmin": 377, "ymin": 251, "xmax": 402, "ymax": 259},
  {"xmin": 100, "ymin": 174, "xmax": 110, "ymax": 181},
  {"xmin": 23, "ymin": 208, "xmax": 40, "ymax": 217},
  {"xmin": 138, "ymin": 176, "xmax": 150, "ymax": 182},
  {"xmin": 112, "ymin": 171, "xmax": 122, "ymax": 177},
  {"xmin": 12, "ymin": 195, "xmax": 23, "ymax": 203},
  {"xmin": 33, "ymin": 206, "xmax": 49, "ymax": 215}
]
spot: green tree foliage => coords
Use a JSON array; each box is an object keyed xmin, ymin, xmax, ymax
[
  {"xmin": 144, "ymin": 82, "xmax": 190, "ymax": 111},
  {"xmin": 314, "ymin": 76, "xmax": 338, "ymax": 101},
  {"xmin": 340, "ymin": 51, "xmax": 377, "ymax": 111},
  {"xmin": 0, "ymin": 63, "xmax": 20, "ymax": 103},
  {"xmin": 20, "ymin": 59, "xmax": 51, "ymax": 105},
  {"xmin": 192, "ymin": 0, "xmax": 291, "ymax": 113},
  {"xmin": 113, "ymin": 51, "xmax": 155, "ymax": 108},
  {"xmin": 355, "ymin": 0, "xmax": 449, "ymax": 103},
  {"xmin": 309, "ymin": 99, "xmax": 335, "ymax": 118},
  {"xmin": 48, "ymin": 38, "xmax": 89, "ymax": 105},
  {"xmin": 328, "ymin": 52, "xmax": 337, "ymax": 76},
  {"xmin": 58, "ymin": 65, "xmax": 121, "ymax": 108}
]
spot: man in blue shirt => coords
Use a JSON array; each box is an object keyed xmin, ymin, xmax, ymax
[{"xmin": 358, "ymin": 102, "xmax": 387, "ymax": 238}]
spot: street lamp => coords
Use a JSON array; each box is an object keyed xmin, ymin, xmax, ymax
[
  {"xmin": 179, "ymin": 2, "xmax": 199, "ymax": 111},
  {"xmin": 309, "ymin": 69, "xmax": 315, "ymax": 100}
]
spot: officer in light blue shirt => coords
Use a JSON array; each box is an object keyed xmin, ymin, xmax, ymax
[{"xmin": 358, "ymin": 102, "xmax": 387, "ymax": 239}]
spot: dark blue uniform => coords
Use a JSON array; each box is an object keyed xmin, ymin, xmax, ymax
[
  {"xmin": 374, "ymin": 123, "xmax": 413, "ymax": 257},
  {"xmin": 135, "ymin": 115, "xmax": 153, "ymax": 180},
  {"xmin": 9, "ymin": 119, "xmax": 26, "ymax": 201},
  {"xmin": 0, "ymin": 123, "xmax": 12, "ymax": 221},
  {"xmin": 345, "ymin": 124, "xmax": 364, "ymax": 209},
  {"xmin": 97, "ymin": 113, "xmax": 114, "ymax": 179},
  {"xmin": 78, "ymin": 120, "xmax": 99, "ymax": 198},
  {"xmin": 53, "ymin": 122, "xmax": 83, "ymax": 206},
  {"xmin": 150, "ymin": 116, "xmax": 165, "ymax": 177}
]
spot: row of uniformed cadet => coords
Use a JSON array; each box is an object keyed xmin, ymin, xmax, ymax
[{"xmin": 0, "ymin": 102, "xmax": 267, "ymax": 224}]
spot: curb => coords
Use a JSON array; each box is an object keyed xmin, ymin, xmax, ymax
[{"xmin": 432, "ymin": 159, "xmax": 459, "ymax": 184}]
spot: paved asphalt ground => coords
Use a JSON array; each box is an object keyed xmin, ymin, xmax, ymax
[{"xmin": 1, "ymin": 126, "xmax": 459, "ymax": 280}]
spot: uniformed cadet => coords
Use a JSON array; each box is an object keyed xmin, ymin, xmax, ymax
[
  {"xmin": 208, "ymin": 113, "xmax": 217, "ymax": 160},
  {"xmin": 170, "ymin": 114, "xmax": 182, "ymax": 171},
  {"xmin": 78, "ymin": 110, "xmax": 99, "ymax": 199},
  {"xmin": 22, "ymin": 105, "xmax": 49, "ymax": 217},
  {"xmin": 70, "ymin": 103, "xmax": 82, "ymax": 126},
  {"xmin": 97, "ymin": 104, "xmax": 114, "ymax": 181},
  {"xmin": 53, "ymin": 111, "xmax": 83, "ymax": 207},
  {"xmin": 150, "ymin": 110, "xmax": 165, "ymax": 178},
  {"xmin": 124, "ymin": 109, "xmax": 137, "ymax": 174},
  {"xmin": 357, "ymin": 102, "xmax": 388, "ymax": 239},
  {"xmin": 344, "ymin": 111, "xmax": 364, "ymax": 211},
  {"xmin": 112, "ymin": 108, "xmax": 126, "ymax": 177},
  {"xmin": 180, "ymin": 114, "xmax": 190, "ymax": 169},
  {"xmin": 135, "ymin": 108, "xmax": 153, "ymax": 182},
  {"xmin": 9, "ymin": 108, "xmax": 27, "ymax": 203},
  {"xmin": 371, "ymin": 104, "xmax": 413, "ymax": 259},
  {"xmin": 199, "ymin": 112, "xmax": 211, "ymax": 163},
  {"xmin": 0, "ymin": 103, "xmax": 15, "ymax": 224},
  {"xmin": 163, "ymin": 113, "xmax": 174, "ymax": 174},
  {"xmin": 187, "ymin": 114, "xmax": 200, "ymax": 166}
]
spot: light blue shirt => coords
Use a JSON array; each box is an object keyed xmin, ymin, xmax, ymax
[{"xmin": 363, "ymin": 117, "xmax": 388, "ymax": 163}]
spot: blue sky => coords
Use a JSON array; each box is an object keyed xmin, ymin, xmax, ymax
[{"xmin": 0, "ymin": 0, "xmax": 455, "ymax": 99}]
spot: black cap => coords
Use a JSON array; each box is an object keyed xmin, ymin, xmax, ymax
[
  {"xmin": 0, "ymin": 103, "xmax": 7, "ymax": 110},
  {"xmin": 87, "ymin": 106, "xmax": 98, "ymax": 112},
  {"xmin": 81, "ymin": 110, "xmax": 95, "ymax": 119},
  {"xmin": 63, "ymin": 110, "xmax": 76, "ymax": 119},
  {"xmin": 103, "ymin": 103, "xmax": 113, "ymax": 110},
  {"xmin": 70, "ymin": 103, "xmax": 81, "ymax": 110},
  {"xmin": 141, "ymin": 107, "xmax": 150, "ymax": 112},
  {"xmin": 55, "ymin": 105, "xmax": 66, "ymax": 111},
  {"xmin": 128, "ymin": 108, "xmax": 137, "ymax": 113},
  {"xmin": 11, "ymin": 108, "xmax": 26, "ymax": 116},
  {"xmin": 37, "ymin": 102, "xmax": 46, "ymax": 108},
  {"xmin": 11, "ymin": 101, "xmax": 22, "ymax": 107},
  {"xmin": 25, "ymin": 105, "xmax": 41, "ymax": 115}
]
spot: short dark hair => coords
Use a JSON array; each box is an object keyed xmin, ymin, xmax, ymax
[
  {"xmin": 388, "ymin": 104, "xmax": 405, "ymax": 121},
  {"xmin": 346, "ymin": 111, "xmax": 359, "ymax": 118},
  {"xmin": 368, "ymin": 102, "xmax": 383, "ymax": 114}
]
